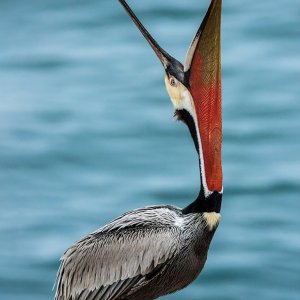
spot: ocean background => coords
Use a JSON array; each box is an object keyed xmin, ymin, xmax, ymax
[{"xmin": 0, "ymin": 0, "xmax": 299, "ymax": 299}]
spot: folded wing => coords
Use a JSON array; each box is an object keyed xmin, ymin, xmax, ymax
[{"xmin": 55, "ymin": 207, "xmax": 181, "ymax": 300}]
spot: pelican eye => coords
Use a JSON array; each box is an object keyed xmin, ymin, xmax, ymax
[{"xmin": 169, "ymin": 77, "xmax": 176, "ymax": 87}]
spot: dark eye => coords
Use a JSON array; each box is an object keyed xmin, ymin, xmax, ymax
[{"xmin": 169, "ymin": 77, "xmax": 176, "ymax": 86}]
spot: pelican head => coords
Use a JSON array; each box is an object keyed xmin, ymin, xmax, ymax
[{"xmin": 119, "ymin": 0, "xmax": 223, "ymax": 211}]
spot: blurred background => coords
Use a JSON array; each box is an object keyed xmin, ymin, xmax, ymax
[{"xmin": 0, "ymin": 0, "xmax": 299, "ymax": 299}]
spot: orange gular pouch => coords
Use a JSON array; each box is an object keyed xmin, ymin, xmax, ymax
[{"xmin": 187, "ymin": 0, "xmax": 223, "ymax": 193}]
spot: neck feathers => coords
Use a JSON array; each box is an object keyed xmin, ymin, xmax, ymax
[{"xmin": 182, "ymin": 190, "xmax": 222, "ymax": 214}]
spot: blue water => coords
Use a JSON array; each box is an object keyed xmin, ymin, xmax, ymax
[{"xmin": 1, "ymin": 0, "xmax": 299, "ymax": 299}]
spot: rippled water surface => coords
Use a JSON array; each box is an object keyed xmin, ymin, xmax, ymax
[{"xmin": 1, "ymin": 0, "xmax": 300, "ymax": 299}]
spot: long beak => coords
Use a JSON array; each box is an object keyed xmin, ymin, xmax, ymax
[
  {"xmin": 186, "ymin": 0, "xmax": 223, "ymax": 194},
  {"xmin": 120, "ymin": 0, "xmax": 223, "ymax": 196},
  {"xmin": 119, "ymin": 0, "xmax": 183, "ymax": 79}
]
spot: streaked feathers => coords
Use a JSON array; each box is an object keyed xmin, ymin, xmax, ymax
[
  {"xmin": 55, "ymin": 206, "xmax": 218, "ymax": 300},
  {"xmin": 54, "ymin": 0, "xmax": 224, "ymax": 299},
  {"xmin": 55, "ymin": 206, "xmax": 182, "ymax": 300}
]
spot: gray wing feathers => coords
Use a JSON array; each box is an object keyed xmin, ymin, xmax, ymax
[
  {"xmin": 55, "ymin": 207, "xmax": 182, "ymax": 300},
  {"xmin": 77, "ymin": 276, "xmax": 142, "ymax": 300}
]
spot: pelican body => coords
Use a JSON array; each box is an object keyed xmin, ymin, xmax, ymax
[{"xmin": 55, "ymin": 0, "xmax": 223, "ymax": 299}]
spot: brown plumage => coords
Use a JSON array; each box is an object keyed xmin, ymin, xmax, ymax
[{"xmin": 54, "ymin": 0, "xmax": 223, "ymax": 299}]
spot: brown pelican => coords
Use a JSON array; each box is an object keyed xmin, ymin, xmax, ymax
[{"xmin": 54, "ymin": 0, "xmax": 223, "ymax": 299}]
